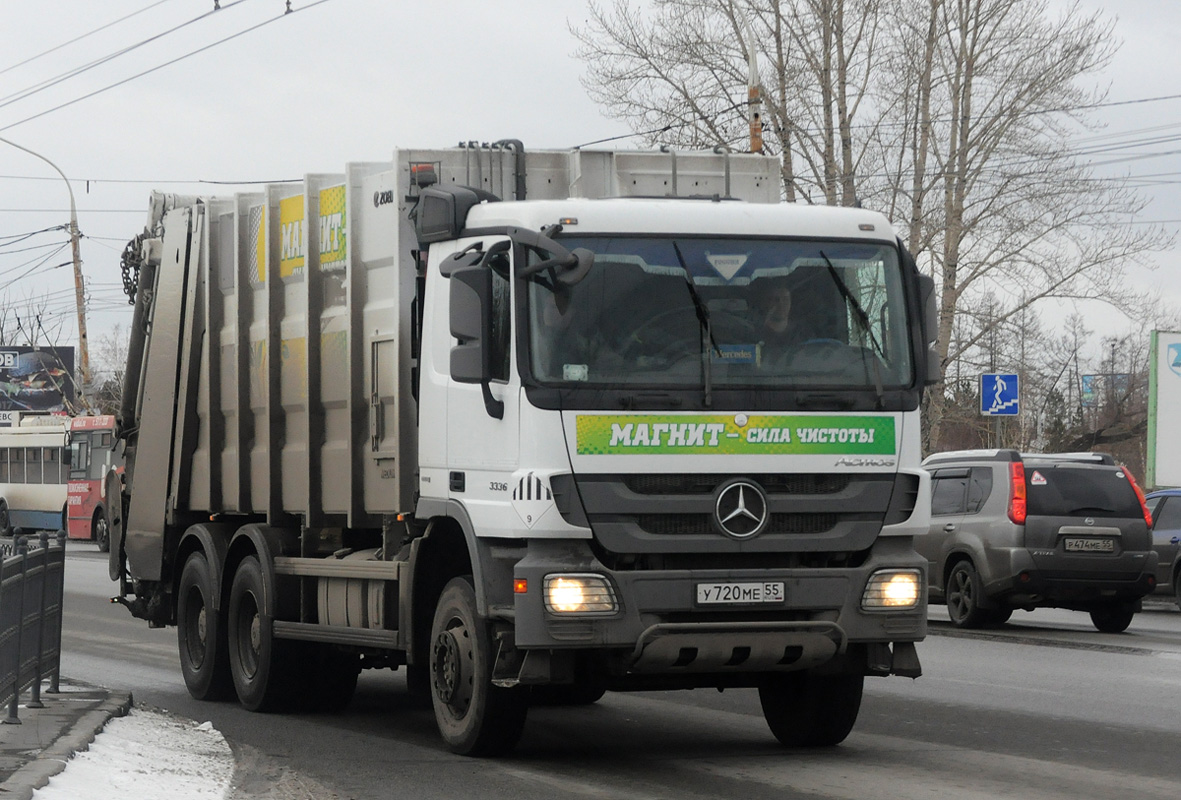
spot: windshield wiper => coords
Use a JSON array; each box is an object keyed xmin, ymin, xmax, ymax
[
  {"xmin": 672, "ymin": 241, "xmax": 721, "ymax": 407},
  {"xmin": 818, "ymin": 250, "xmax": 886, "ymax": 407}
]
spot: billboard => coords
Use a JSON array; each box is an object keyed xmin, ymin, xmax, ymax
[
  {"xmin": 1148, "ymin": 331, "xmax": 1181, "ymax": 488},
  {"xmin": 0, "ymin": 346, "xmax": 76, "ymax": 412}
]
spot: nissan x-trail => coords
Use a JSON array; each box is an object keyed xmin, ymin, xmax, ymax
[{"xmin": 917, "ymin": 450, "xmax": 1156, "ymax": 632}]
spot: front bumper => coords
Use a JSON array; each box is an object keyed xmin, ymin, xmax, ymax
[{"xmin": 509, "ymin": 536, "xmax": 926, "ymax": 676}]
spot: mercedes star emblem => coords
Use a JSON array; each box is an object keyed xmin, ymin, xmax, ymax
[{"xmin": 712, "ymin": 479, "xmax": 769, "ymax": 539}]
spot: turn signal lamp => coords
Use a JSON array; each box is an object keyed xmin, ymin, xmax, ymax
[
  {"xmin": 861, "ymin": 570, "xmax": 921, "ymax": 610},
  {"xmin": 410, "ymin": 163, "xmax": 438, "ymax": 188},
  {"xmin": 1007, "ymin": 462, "xmax": 1027, "ymax": 524},
  {"xmin": 543, "ymin": 574, "xmax": 617, "ymax": 615}
]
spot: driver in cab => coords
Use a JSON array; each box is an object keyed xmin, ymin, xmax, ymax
[{"xmin": 753, "ymin": 277, "xmax": 809, "ymax": 366}]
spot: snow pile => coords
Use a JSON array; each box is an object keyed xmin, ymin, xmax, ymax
[{"xmin": 34, "ymin": 707, "xmax": 234, "ymax": 799}]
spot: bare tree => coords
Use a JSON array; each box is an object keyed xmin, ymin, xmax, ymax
[
  {"xmin": 573, "ymin": 0, "xmax": 1170, "ymax": 451},
  {"xmin": 88, "ymin": 325, "xmax": 129, "ymax": 415},
  {"xmin": 873, "ymin": 0, "xmax": 1171, "ymax": 448},
  {"xmin": 574, "ymin": 0, "xmax": 883, "ymax": 204}
]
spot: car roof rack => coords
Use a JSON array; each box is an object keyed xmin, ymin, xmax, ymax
[
  {"xmin": 1020, "ymin": 452, "xmax": 1116, "ymax": 466},
  {"xmin": 921, "ymin": 449, "xmax": 1021, "ymax": 466},
  {"xmin": 922, "ymin": 449, "xmax": 1117, "ymax": 467}
]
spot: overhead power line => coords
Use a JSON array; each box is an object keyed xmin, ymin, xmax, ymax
[
  {"xmin": 0, "ymin": 173, "xmax": 298, "ymax": 186},
  {"xmin": 0, "ymin": 0, "xmax": 260, "ymax": 111},
  {"xmin": 0, "ymin": 0, "xmax": 335, "ymax": 134},
  {"xmin": 0, "ymin": 225, "xmax": 64, "ymax": 243},
  {"xmin": 0, "ymin": 209, "xmax": 143, "ymax": 214},
  {"xmin": 0, "ymin": 0, "xmax": 181, "ymax": 77},
  {"xmin": 0, "ymin": 238, "xmax": 71, "ymax": 256}
]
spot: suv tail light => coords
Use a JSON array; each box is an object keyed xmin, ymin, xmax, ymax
[
  {"xmin": 1121, "ymin": 466, "xmax": 1154, "ymax": 528},
  {"xmin": 1007, "ymin": 462, "xmax": 1027, "ymax": 524}
]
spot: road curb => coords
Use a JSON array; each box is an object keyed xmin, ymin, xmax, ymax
[{"xmin": 3, "ymin": 690, "xmax": 133, "ymax": 800}]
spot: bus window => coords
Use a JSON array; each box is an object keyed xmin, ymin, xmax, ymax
[
  {"xmin": 27, "ymin": 448, "xmax": 42, "ymax": 484},
  {"xmin": 43, "ymin": 447, "xmax": 61, "ymax": 484},
  {"xmin": 0, "ymin": 448, "xmax": 7, "ymax": 483},
  {"xmin": 11, "ymin": 448, "xmax": 25, "ymax": 483},
  {"xmin": 70, "ymin": 440, "xmax": 89, "ymax": 479}
]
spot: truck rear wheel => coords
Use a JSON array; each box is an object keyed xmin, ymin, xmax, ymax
[
  {"xmin": 228, "ymin": 555, "xmax": 295, "ymax": 711},
  {"xmin": 177, "ymin": 552, "xmax": 232, "ymax": 701},
  {"xmin": 758, "ymin": 671, "xmax": 863, "ymax": 747},
  {"xmin": 429, "ymin": 577, "xmax": 527, "ymax": 756}
]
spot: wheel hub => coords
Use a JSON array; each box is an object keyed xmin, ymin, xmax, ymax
[
  {"xmin": 432, "ymin": 628, "xmax": 463, "ymax": 705},
  {"xmin": 249, "ymin": 613, "xmax": 261, "ymax": 654},
  {"xmin": 197, "ymin": 607, "xmax": 207, "ymax": 647}
]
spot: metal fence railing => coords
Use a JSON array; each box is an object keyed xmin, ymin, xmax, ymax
[{"xmin": 0, "ymin": 533, "xmax": 66, "ymax": 724}]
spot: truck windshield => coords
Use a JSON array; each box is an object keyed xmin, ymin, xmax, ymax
[{"xmin": 526, "ymin": 236, "xmax": 913, "ymax": 390}]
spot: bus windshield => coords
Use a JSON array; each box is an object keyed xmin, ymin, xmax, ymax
[{"xmin": 526, "ymin": 236, "xmax": 913, "ymax": 390}]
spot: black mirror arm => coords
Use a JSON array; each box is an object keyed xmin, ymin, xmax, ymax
[
  {"xmin": 517, "ymin": 251, "xmax": 576, "ymax": 277},
  {"xmin": 482, "ymin": 382, "xmax": 505, "ymax": 419}
]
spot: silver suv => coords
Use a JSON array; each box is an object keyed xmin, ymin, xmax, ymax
[{"xmin": 918, "ymin": 450, "xmax": 1157, "ymax": 632}]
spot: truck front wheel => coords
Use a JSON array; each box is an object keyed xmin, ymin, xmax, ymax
[
  {"xmin": 228, "ymin": 555, "xmax": 294, "ymax": 711},
  {"xmin": 758, "ymin": 671, "xmax": 863, "ymax": 747},
  {"xmin": 177, "ymin": 552, "xmax": 232, "ymax": 701},
  {"xmin": 429, "ymin": 577, "xmax": 528, "ymax": 756}
]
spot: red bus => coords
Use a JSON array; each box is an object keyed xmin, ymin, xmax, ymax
[{"xmin": 65, "ymin": 415, "xmax": 122, "ymax": 551}]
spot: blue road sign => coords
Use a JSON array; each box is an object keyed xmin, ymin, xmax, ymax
[{"xmin": 980, "ymin": 373, "xmax": 1019, "ymax": 416}]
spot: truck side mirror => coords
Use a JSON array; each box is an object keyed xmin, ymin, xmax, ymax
[
  {"xmin": 450, "ymin": 265, "xmax": 492, "ymax": 383},
  {"xmin": 449, "ymin": 266, "xmax": 505, "ymax": 419},
  {"xmin": 916, "ymin": 274, "xmax": 941, "ymax": 385}
]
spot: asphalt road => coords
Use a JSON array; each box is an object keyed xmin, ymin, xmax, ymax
[{"xmin": 59, "ymin": 542, "xmax": 1181, "ymax": 800}]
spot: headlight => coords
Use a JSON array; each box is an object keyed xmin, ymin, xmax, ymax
[
  {"xmin": 544, "ymin": 574, "xmax": 618, "ymax": 615},
  {"xmin": 861, "ymin": 570, "xmax": 922, "ymax": 610}
]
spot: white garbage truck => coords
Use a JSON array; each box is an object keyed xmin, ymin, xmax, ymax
[{"xmin": 109, "ymin": 141, "xmax": 937, "ymax": 755}]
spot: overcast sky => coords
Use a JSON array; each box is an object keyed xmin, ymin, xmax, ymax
[{"xmin": 0, "ymin": 0, "xmax": 1178, "ymax": 377}]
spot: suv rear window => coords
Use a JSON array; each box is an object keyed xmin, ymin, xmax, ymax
[{"xmin": 1024, "ymin": 465, "xmax": 1142, "ymax": 519}]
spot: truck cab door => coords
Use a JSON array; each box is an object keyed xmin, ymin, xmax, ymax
[{"xmin": 445, "ymin": 246, "xmax": 520, "ymax": 526}]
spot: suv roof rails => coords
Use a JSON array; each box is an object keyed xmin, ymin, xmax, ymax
[
  {"xmin": 921, "ymin": 449, "xmax": 1021, "ymax": 465},
  {"xmin": 922, "ymin": 449, "xmax": 1116, "ymax": 467},
  {"xmin": 1020, "ymin": 451, "xmax": 1116, "ymax": 466}
]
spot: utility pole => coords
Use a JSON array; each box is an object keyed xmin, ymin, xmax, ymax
[
  {"xmin": 0, "ymin": 135, "xmax": 90, "ymax": 398},
  {"xmin": 743, "ymin": 19, "xmax": 764, "ymax": 154}
]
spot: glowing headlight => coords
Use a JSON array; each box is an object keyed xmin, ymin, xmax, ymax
[
  {"xmin": 543, "ymin": 574, "xmax": 618, "ymax": 615},
  {"xmin": 861, "ymin": 570, "xmax": 922, "ymax": 610}
]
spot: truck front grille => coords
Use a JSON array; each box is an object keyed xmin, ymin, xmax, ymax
[
  {"xmin": 575, "ymin": 472, "xmax": 902, "ymax": 555},
  {"xmin": 624, "ymin": 474, "xmax": 849, "ymax": 496},
  {"xmin": 637, "ymin": 513, "xmax": 840, "ymax": 536}
]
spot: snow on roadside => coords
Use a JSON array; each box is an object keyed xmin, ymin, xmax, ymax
[{"xmin": 33, "ymin": 707, "xmax": 234, "ymax": 800}]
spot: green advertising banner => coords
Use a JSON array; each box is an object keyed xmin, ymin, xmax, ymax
[{"xmin": 575, "ymin": 414, "xmax": 896, "ymax": 456}]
